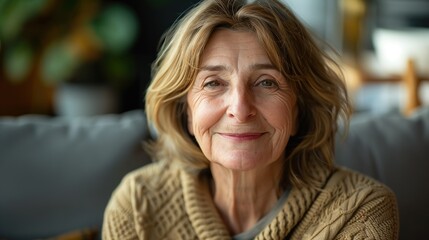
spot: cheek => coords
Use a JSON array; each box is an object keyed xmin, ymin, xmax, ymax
[
  {"xmin": 187, "ymin": 94, "xmax": 224, "ymax": 140},
  {"xmin": 263, "ymin": 94, "xmax": 298, "ymax": 134}
]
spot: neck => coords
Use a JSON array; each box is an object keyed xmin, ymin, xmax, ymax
[{"xmin": 210, "ymin": 160, "xmax": 284, "ymax": 235}]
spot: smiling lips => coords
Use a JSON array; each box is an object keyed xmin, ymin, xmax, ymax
[{"xmin": 219, "ymin": 132, "xmax": 265, "ymax": 141}]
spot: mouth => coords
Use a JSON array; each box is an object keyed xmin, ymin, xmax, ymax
[{"xmin": 218, "ymin": 132, "xmax": 265, "ymax": 141}]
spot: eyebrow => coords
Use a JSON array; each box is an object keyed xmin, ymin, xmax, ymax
[
  {"xmin": 199, "ymin": 63, "xmax": 278, "ymax": 72},
  {"xmin": 199, "ymin": 65, "xmax": 228, "ymax": 72},
  {"xmin": 250, "ymin": 63, "xmax": 277, "ymax": 71}
]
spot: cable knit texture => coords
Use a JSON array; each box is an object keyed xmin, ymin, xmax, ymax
[{"xmin": 102, "ymin": 161, "xmax": 399, "ymax": 240}]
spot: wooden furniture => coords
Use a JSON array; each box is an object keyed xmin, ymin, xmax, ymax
[
  {"xmin": 403, "ymin": 59, "xmax": 423, "ymax": 116},
  {"xmin": 342, "ymin": 57, "xmax": 428, "ymax": 116}
]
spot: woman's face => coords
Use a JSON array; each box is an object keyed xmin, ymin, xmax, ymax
[{"xmin": 186, "ymin": 29, "xmax": 298, "ymax": 171}]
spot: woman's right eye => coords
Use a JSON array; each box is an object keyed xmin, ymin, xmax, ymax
[{"xmin": 203, "ymin": 80, "xmax": 221, "ymax": 88}]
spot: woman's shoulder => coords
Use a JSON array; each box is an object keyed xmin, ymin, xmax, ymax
[
  {"xmin": 291, "ymin": 167, "xmax": 399, "ymax": 239},
  {"xmin": 328, "ymin": 167, "xmax": 394, "ymax": 195},
  {"xmin": 105, "ymin": 161, "xmax": 184, "ymax": 213},
  {"xmin": 320, "ymin": 166, "xmax": 398, "ymax": 221},
  {"xmin": 103, "ymin": 162, "xmax": 201, "ymax": 238},
  {"xmin": 120, "ymin": 161, "xmax": 181, "ymax": 191}
]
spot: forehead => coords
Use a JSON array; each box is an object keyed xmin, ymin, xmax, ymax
[
  {"xmin": 200, "ymin": 29, "xmax": 270, "ymax": 65},
  {"xmin": 206, "ymin": 29, "xmax": 258, "ymax": 46}
]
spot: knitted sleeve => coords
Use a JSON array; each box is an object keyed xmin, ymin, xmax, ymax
[
  {"xmin": 333, "ymin": 186, "xmax": 400, "ymax": 240},
  {"xmin": 289, "ymin": 169, "xmax": 400, "ymax": 240},
  {"xmin": 102, "ymin": 176, "xmax": 139, "ymax": 240}
]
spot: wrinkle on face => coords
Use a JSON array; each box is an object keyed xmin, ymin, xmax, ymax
[{"xmin": 186, "ymin": 29, "xmax": 298, "ymax": 171}]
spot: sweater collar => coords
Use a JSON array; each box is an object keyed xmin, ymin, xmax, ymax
[
  {"xmin": 180, "ymin": 162, "xmax": 333, "ymax": 239},
  {"xmin": 181, "ymin": 169, "xmax": 231, "ymax": 239},
  {"xmin": 256, "ymin": 162, "xmax": 333, "ymax": 239}
]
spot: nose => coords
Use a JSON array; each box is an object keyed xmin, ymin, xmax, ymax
[{"xmin": 226, "ymin": 87, "xmax": 256, "ymax": 122}]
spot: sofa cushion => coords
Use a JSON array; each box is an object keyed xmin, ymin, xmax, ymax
[
  {"xmin": 0, "ymin": 110, "xmax": 150, "ymax": 239},
  {"xmin": 335, "ymin": 107, "xmax": 429, "ymax": 239}
]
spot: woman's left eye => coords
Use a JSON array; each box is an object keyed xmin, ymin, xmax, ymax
[{"xmin": 256, "ymin": 79, "xmax": 278, "ymax": 88}]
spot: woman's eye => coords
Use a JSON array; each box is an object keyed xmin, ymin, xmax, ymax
[
  {"xmin": 203, "ymin": 80, "xmax": 221, "ymax": 88},
  {"xmin": 257, "ymin": 79, "xmax": 278, "ymax": 88}
]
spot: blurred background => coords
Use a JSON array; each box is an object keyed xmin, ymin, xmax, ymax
[{"xmin": 0, "ymin": 0, "xmax": 428, "ymax": 117}]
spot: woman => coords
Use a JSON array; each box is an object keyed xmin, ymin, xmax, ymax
[{"xmin": 103, "ymin": 0, "xmax": 399, "ymax": 239}]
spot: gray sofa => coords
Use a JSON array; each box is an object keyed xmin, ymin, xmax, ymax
[
  {"xmin": 335, "ymin": 107, "xmax": 429, "ymax": 239},
  {"xmin": 0, "ymin": 107, "xmax": 428, "ymax": 239},
  {"xmin": 0, "ymin": 110, "xmax": 151, "ymax": 239}
]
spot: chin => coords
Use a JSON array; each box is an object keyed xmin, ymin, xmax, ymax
[{"xmin": 214, "ymin": 156, "xmax": 268, "ymax": 172}]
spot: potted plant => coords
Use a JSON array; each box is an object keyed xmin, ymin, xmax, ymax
[{"xmin": 0, "ymin": 0, "xmax": 139, "ymax": 116}]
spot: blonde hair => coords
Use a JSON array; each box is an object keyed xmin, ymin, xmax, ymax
[{"xmin": 145, "ymin": 0, "xmax": 351, "ymax": 187}]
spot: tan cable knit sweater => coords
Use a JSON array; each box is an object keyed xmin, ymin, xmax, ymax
[{"xmin": 102, "ymin": 161, "xmax": 399, "ymax": 239}]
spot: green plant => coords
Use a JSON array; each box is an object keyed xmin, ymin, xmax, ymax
[{"xmin": 0, "ymin": 0, "xmax": 139, "ymax": 89}]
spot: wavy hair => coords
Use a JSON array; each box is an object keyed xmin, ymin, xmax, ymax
[{"xmin": 145, "ymin": 0, "xmax": 351, "ymax": 188}]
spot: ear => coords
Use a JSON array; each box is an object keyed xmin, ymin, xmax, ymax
[{"xmin": 186, "ymin": 106, "xmax": 194, "ymax": 135}]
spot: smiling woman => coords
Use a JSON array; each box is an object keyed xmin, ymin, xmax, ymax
[
  {"xmin": 186, "ymin": 30, "xmax": 297, "ymax": 175},
  {"xmin": 102, "ymin": 0, "xmax": 399, "ymax": 239}
]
